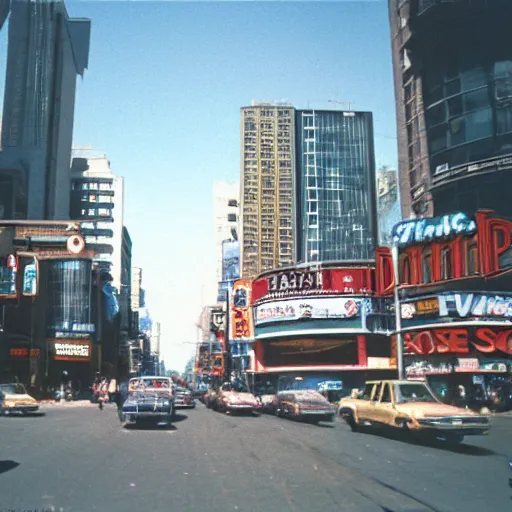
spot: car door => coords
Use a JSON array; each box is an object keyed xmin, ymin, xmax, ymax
[
  {"xmin": 373, "ymin": 383, "xmax": 396, "ymax": 427},
  {"xmin": 358, "ymin": 382, "xmax": 381, "ymax": 422}
]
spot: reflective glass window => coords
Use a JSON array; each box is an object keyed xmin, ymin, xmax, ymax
[{"xmin": 466, "ymin": 108, "xmax": 493, "ymax": 142}]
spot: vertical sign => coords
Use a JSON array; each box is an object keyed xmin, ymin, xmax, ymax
[{"xmin": 230, "ymin": 279, "xmax": 252, "ymax": 341}]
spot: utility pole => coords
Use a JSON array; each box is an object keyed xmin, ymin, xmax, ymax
[{"xmin": 391, "ymin": 246, "xmax": 404, "ymax": 380}]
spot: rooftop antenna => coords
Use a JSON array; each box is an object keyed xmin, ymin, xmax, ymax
[{"xmin": 328, "ymin": 100, "xmax": 355, "ymax": 111}]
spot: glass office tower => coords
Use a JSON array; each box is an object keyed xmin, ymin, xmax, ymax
[{"xmin": 295, "ymin": 110, "xmax": 377, "ymax": 262}]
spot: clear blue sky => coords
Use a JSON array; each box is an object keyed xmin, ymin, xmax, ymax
[{"xmin": 1, "ymin": 0, "xmax": 398, "ymax": 372}]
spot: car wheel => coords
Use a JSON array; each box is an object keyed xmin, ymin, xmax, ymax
[{"xmin": 345, "ymin": 413, "xmax": 359, "ymax": 432}]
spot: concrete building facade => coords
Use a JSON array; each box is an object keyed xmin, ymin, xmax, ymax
[{"xmin": 240, "ymin": 102, "xmax": 295, "ymax": 277}]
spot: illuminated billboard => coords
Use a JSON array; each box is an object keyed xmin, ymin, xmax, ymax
[{"xmin": 222, "ymin": 240, "xmax": 240, "ymax": 281}]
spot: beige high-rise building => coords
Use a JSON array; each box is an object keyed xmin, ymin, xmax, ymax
[{"xmin": 240, "ymin": 102, "xmax": 295, "ymax": 277}]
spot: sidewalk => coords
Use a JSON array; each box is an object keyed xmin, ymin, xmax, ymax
[{"xmin": 39, "ymin": 400, "xmax": 99, "ymax": 408}]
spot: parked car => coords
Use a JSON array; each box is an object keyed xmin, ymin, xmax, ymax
[
  {"xmin": 0, "ymin": 383, "xmax": 39, "ymax": 415},
  {"xmin": 259, "ymin": 393, "xmax": 278, "ymax": 414},
  {"xmin": 120, "ymin": 376, "xmax": 174, "ymax": 427},
  {"xmin": 211, "ymin": 382, "xmax": 260, "ymax": 415},
  {"xmin": 174, "ymin": 387, "xmax": 196, "ymax": 409},
  {"xmin": 276, "ymin": 389, "xmax": 336, "ymax": 423},
  {"xmin": 338, "ymin": 380, "xmax": 491, "ymax": 444}
]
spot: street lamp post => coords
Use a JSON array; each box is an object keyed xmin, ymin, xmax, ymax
[{"xmin": 391, "ymin": 245, "xmax": 404, "ymax": 380}]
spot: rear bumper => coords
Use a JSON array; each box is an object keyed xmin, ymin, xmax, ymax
[{"xmin": 299, "ymin": 410, "xmax": 335, "ymax": 422}]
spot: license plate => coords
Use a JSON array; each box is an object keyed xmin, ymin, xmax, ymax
[{"xmin": 452, "ymin": 420, "xmax": 463, "ymax": 426}]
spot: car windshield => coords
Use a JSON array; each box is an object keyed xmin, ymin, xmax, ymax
[
  {"xmin": 396, "ymin": 384, "xmax": 437, "ymax": 403},
  {"xmin": 0, "ymin": 384, "xmax": 27, "ymax": 395}
]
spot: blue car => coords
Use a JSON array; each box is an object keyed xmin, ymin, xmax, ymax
[{"xmin": 120, "ymin": 376, "xmax": 174, "ymax": 427}]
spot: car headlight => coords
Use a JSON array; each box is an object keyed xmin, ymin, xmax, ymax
[{"xmin": 163, "ymin": 400, "xmax": 170, "ymax": 406}]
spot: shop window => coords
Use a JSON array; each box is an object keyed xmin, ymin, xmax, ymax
[
  {"xmin": 466, "ymin": 241, "xmax": 479, "ymax": 276},
  {"xmin": 400, "ymin": 254, "xmax": 411, "ymax": 284},
  {"xmin": 422, "ymin": 249, "xmax": 432, "ymax": 283},
  {"xmin": 440, "ymin": 246, "xmax": 452, "ymax": 280}
]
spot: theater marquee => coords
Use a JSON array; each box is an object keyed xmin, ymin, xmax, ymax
[{"xmin": 254, "ymin": 297, "xmax": 365, "ymax": 326}]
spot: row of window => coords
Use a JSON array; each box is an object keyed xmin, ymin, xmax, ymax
[
  {"xmin": 75, "ymin": 182, "xmax": 114, "ymax": 192},
  {"xmin": 400, "ymin": 239, "xmax": 479, "ymax": 285},
  {"xmin": 80, "ymin": 208, "xmax": 112, "ymax": 218},
  {"xmin": 80, "ymin": 194, "xmax": 113, "ymax": 203}
]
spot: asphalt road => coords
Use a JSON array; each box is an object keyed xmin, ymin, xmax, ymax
[{"xmin": 0, "ymin": 403, "xmax": 511, "ymax": 512}]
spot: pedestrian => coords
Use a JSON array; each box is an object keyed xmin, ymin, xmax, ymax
[{"xmin": 108, "ymin": 377, "xmax": 117, "ymax": 404}]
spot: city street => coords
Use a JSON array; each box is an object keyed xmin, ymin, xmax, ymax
[{"xmin": 1, "ymin": 403, "xmax": 511, "ymax": 512}]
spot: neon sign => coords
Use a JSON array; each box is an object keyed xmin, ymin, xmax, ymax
[
  {"xmin": 392, "ymin": 213, "xmax": 476, "ymax": 247},
  {"xmin": 404, "ymin": 328, "xmax": 512, "ymax": 355}
]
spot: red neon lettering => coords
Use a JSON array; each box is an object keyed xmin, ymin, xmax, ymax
[
  {"xmin": 472, "ymin": 328, "xmax": 497, "ymax": 353},
  {"xmin": 495, "ymin": 329, "xmax": 512, "ymax": 355}
]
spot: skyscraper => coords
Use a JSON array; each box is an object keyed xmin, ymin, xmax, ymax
[
  {"xmin": 295, "ymin": 110, "xmax": 377, "ymax": 262},
  {"xmin": 240, "ymin": 102, "xmax": 295, "ymax": 277},
  {"xmin": 389, "ymin": 0, "xmax": 512, "ymax": 219},
  {"xmin": 0, "ymin": 0, "xmax": 90, "ymax": 220}
]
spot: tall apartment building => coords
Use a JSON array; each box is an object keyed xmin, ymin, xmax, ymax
[
  {"xmin": 0, "ymin": 0, "xmax": 90, "ymax": 220},
  {"xmin": 295, "ymin": 110, "xmax": 377, "ymax": 262},
  {"xmin": 70, "ymin": 148, "xmax": 125, "ymax": 292},
  {"xmin": 389, "ymin": 0, "xmax": 512, "ymax": 219},
  {"xmin": 213, "ymin": 180, "xmax": 239, "ymax": 284},
  {"xmin": 240, "ymin": 102, "xmax": 295, "ymax": 277}
]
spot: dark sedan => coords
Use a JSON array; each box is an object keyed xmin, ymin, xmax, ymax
[{"xmin": 120, "ymin": 377, "xmax": 174, "ymax": 427}]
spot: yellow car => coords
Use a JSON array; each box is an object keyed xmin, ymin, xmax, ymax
[
  {"xmin": 0, "ymin": 383, "xmax": 39, "ymax": 415},
  {"xmin": 338, "ymin": 380, "xmax": 490, "ymax": 444}
]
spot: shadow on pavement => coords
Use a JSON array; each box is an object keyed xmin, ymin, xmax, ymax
[
  {"xmin": 355, "ymin": 426, "xmax": 497, "ymax": 456},
  {"xmin": 0, "ymin": 460, "xmax": 20, "ymax": 474},
  {"xmin": 124, "ymin": 423, "xmax": 178, "ymax": 431},
  {"xmin": 2, "ymin": 412, "xmax": 46, "ymax": 418}
]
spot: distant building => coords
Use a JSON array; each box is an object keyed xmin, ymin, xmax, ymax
[
  {"xmin": 70, "ymin": 148, "xmax": 125, "ymax": 292},
  {"xmin": 131, "ymin": 267, "xmax": 143, "ymax": 312},
  {"xmin": 295, "ymin": 110, "xmax": 377, "ymax": 262},
  {"xmin": 377, "ymin": 166, "xmax": 401, "ymax": 246},
  {"xmin": 240, "ymin": 102, "xmax": 296, "ymax": 277},
  {"xmin": 0, "ymin": 0, "xmax": 90, "ymax": 220},
  {"xmin": 120, "ymin": 226, "xmax": 132, "ymax": 339},
  {"xmin": 213, "ymin": 181, "xmax": 239, "ymax": 300}
]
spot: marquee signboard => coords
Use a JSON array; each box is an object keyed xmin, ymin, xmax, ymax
[
  {"xmin": 251, "ymin": 267, "xmax": 372, "ymax": 304},
  {"xmin": 254, "ymin": 297, "xmax": 363, "ymax": 326},
  {"xmin": 392, "ymin": 213, "xmax": 476, "ymax": 248},
  {"xmin": 401, "ymin": 293, "xmax": 512, "ymax": 327},
  {"xmin": 431, "ymin": 154, "xmax": 512, "ymax": 188},
  {"xmin": 403, "ymin": 327, "xmax": 512, "ymax": 356}
]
